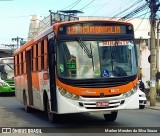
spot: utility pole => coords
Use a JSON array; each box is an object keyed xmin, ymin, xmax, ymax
[
  {"xmin": 157, "ymin": 21, "xmax": 160, "ymax": 85},
  {"xmin": 49, "ymin": 10, "xmax": 53, "ymax": 26},
  {"xmin": 146, "ymin": 0, "xmax": 160, "ymax": 106},
  {"xmin": 12, "ymin": 36, "xmax": 23, "ymax": 48}
]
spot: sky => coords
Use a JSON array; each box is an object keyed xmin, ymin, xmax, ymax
[{"xmin": 0, "ymin": 0, "xmax": 151, "ymax": 45}]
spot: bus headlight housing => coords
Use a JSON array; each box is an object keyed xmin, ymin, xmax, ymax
[
  {"xmin": 58, "ymin": 87, "xmax": 80, "ymax": 100},
  {"xmin": 140, "ymin": 93, "xmax": 146, "ymax": 98},
  {"xmin": 123, "ymin": 86, "xmax": 138, "ymax": 98}
]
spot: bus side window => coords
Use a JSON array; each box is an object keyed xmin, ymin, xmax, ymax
[
  {"xmin": 18, "ymin": 54, "xmax": 21, "ymax": 75},
  {"xmin": 36, "ymin": 43, "xmax": 38, "ymax": 71},
  {"xmin": 17, "ymin": 54, "xmax": 19, "ymax": 75},
  {"xmin": 38, "ymin": 42, "xmax": 42, "ymax": 71},
  {"xmin": 31, "ymin": 46, "xmax": 34, "ymax": 71},
  {"xmin": 44, "ymin": 39, "xmax": 48, "ymax": 70},
  {"xmin": 14, "ymin": 56, "xmax": 17, "ymax": 76},
  {"xmin": 21, "ymin": 52, "xmax": 24, "ymax": 74},
  {"xmin": 33, "ymin": 44, "xmax": 38, "ymax": 72},
  {"xmin": 41, "ymin": 40, "xmax": 44, "ymax": 70},
  {"xmin": 23, "ymin": 51, "xmax": 26, "ymax": 74}
]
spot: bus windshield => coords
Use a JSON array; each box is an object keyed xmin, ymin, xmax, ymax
[
  {"xmin": 57, "ymin": 39, "xmax": 137, "ymax": 79},
  {"xmin": 0, "ymin": 64, "xmax": 14, "ymax": 80}
]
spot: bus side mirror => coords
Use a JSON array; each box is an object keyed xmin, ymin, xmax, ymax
[{"xmin": 48, "ymin": 32, "xmax": 55, "ymax": 54}]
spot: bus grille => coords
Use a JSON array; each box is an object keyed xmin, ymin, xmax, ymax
[
  {"xmin": 79, "ymin": 100, "xmax": 125, "ymax": 109},
  {"xmin": 81, "ymin": 94, "xmax": 121, "ymax": 98},
  {"xmin": 5, "ymin": 80, "xmax": 15, "ymax": 91}
]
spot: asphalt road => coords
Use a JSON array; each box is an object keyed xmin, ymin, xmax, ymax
[{"xmin": 0, "ymin": 94, "xmax": 160, "ymax": 136}]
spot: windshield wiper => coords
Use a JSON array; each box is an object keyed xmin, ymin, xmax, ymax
[
  {"xmin": 77, "ymin": 37, "xmax": 92, "ymax": 58},
  {"xmin": 76, "ymin": 37, "xmax": 95, "ymax": 71},
  {"xmin": 7, "ymin": 64, "xmax": 14, "ymax": 70}
]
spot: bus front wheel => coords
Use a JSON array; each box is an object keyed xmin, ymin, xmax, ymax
[
  {"xmin": 104, "ymin": 111, "xmax": 118, "ymax": 122},
  {"xmin": 46, "ymin": 100, "xmax": 59, "ymax": 123},
  {"xmin": 139, "ymin": 105, "xmax": 145, "ymax": 109}
]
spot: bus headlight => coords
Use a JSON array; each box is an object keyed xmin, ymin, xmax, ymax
[
  {"xmin": 66, "ymin": 92, "xmax": 73, "ymax": 98},
  {"xmin": 58, "ymin": 87, "xmax": 80, "ymax": 100},
  {"xmin": 123, "ymin": 86, "xmax": 137, "ymax": 98},
  {"xmin": 59, "ymin": 88, "xmax": 67, "ymax": 95}
]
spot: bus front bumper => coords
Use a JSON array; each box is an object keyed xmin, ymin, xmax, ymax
[
  {"xmin": 56, "ymin": 89, "xmax": 139, "ymax": 114},
  {"xmin": 0, "ymin": 87, "xmax": 15, "ymax": 93}
]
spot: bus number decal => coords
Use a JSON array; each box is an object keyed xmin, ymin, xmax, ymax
[{"xmin": 67, "ymin": 26, "xmax": 77, "ymax": 35}]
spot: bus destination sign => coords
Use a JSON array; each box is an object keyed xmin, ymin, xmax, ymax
[{"xmin": 66, "ymin": 25, "xmax": 126, "ymax": 35}]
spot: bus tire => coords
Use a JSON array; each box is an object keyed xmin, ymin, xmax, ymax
[
  {"xmin": 139, "ymin": 105, "xmax": 145, "ymax": 109},
  {"xmin": 46, "ymin": 100, "xmax": 59, "ymax": 123},
  {"xmin": 23, "ymin": 93, "xmax": 31, "ymax": 113},
  {"xmin": 104, "ymin": 111, "xmax": 118, "ymax": 122}
]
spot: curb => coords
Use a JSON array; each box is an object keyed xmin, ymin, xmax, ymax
[
  {"xmin": 145, "ymin": 101, "xmax": 160, "ymax": 110},
  {"xmin": 145, "ymin": 106, "xmax": 160, "ymax": 110}
]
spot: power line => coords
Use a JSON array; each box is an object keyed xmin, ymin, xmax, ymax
[
  {"xmin": 134, "ymin": 8, "xmax": 150, "ymax": 31},
  {"xmin": 89, "ymin": 1, "xmax": 109, "ymax": 16},
  {"xmin": 118, "ymin": 3, "xmax": 148, "ymax": 21},
  {"xmin": 81, "ymin": 3, "xmax": 108, "ymax": 9},
  {"xmin": 80, "ymin": 0, "xmax": 95, "ymax": 11},
  {"xmin": 61, "ymin": 0, "xmax": 81, "ymax": 10},
  {"xmin": 110, "ymin": 0, "xmax": 143, "ymax": 19},
  {"xmin": 103, "ymin": 0, "xmax": 136, "ymax": 17},
  {"xmin": 126, "ymin": 11, "xmax": 150, "ymax": 21},
  {"xmin": 139, "ymin": 15, "xmax": 150, "ymax": 38},
  {"xmin": 69, "ymin": 0, "xmax": 81, "ymax": 10}
]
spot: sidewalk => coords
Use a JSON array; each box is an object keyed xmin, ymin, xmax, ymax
[{"xmin": 145, "ymin": 100, "xmax": 160, "ymax": 110}]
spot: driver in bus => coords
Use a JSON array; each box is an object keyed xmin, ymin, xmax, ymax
[{"xmin": 101, "ymin": 50, "xmax": 111, "ymax": 66}]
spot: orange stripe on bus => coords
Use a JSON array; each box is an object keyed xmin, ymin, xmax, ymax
[{"xmin": 56, "ymin": 77, "xmax": 138, "ymax": 96}]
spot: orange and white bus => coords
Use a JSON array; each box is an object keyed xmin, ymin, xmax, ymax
[{"xmin": 14, "ymin": 20, "xmax": 139, "ymax": 122}]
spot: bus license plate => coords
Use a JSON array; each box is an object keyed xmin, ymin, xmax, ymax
[{"xmin": 96, "ymin": 101, "xmax": 109, "ymax": 107}]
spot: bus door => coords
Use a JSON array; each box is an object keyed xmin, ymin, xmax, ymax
[
  {"xmin": 48, "ymin": 33, "xmax": 57, "ymax": 112},
  {"xmin": 26, "ymin": 49, "xmax": 33, "ymax": 106}
]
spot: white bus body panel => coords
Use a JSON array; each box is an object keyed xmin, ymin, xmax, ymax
[
  {"xmin": 15, "ymin": 71, "xmax": 50, "ymax": 111},
  {"xmin": 56, "ymin": 87, "xmax": 139, "ymax": 114}
]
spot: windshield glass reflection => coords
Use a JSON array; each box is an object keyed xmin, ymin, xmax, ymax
[{"xmin": 57, "ymin": 40, "xmax": 137, "ymax": 79}]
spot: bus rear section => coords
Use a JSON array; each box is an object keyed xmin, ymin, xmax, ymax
[{"xmin": 14, "ymin": 20, "xmax": 139, "ymax": 123}]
